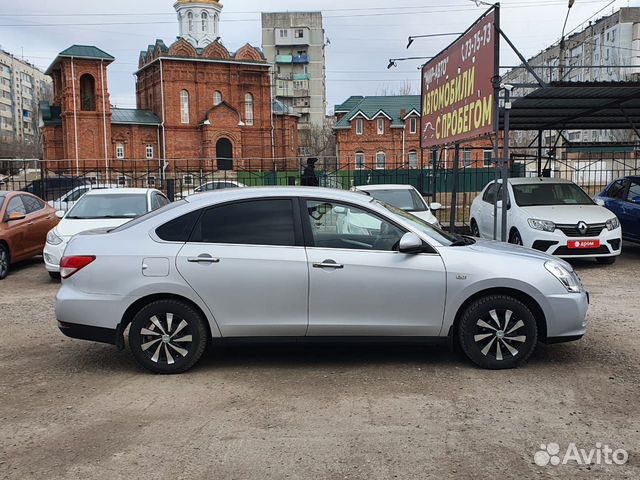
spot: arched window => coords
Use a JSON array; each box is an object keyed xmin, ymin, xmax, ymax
[
  {"xmin": 245, "ymin": 93, "xmax": 254, "ymax": 126},
  {"xmin": 180, "ymin": 90, "xmax": 190, "ymax": 124},
  {"xmin": 408, "ymin": 150, "xmax": 419, "ymax": 169},
  {"xmin": 202, "ymin": 12, "xmax": 208, "ymax": 32},
  {"xmin": 214, "ymin": 90, "xmax": 223, "ymax": 106},
  {"xmin": 375, "ymin": 151, "xmax": 386, "ymax": 170},
  {"xmin": 355, "ymin": 152, "xmax": 365, "ymax": 170},
  {"xmin": 79, "ymin": 74, "xmax": 96, "ymax": 111},
  {"xmin": 187, "ymin": 11, "xmax": 194, "ymax": 32}
]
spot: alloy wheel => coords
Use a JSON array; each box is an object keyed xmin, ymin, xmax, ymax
[
  {"xmin": 139, "ymin": 313, "xmax": 194, "ymax": 365},
  {"xmin": 474, "ymin": 309, "xmax": 527, "ymax": 361},
  {"xmin": 0, "ymin": 248, "xmax": 8, "ymax": 278}
]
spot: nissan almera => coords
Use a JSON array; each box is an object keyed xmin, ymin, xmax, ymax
[{"xmin": 55, "ymin": 187, "xmax": 589, "ymax": 373}]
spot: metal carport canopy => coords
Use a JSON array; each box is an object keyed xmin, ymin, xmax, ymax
[{"xmin": 498, "ymin": 82, "xmax": 640, "ymax": 131}]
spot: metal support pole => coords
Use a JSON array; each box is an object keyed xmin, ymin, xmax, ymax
[
  {"xmin": 501, "ymin": 88, "xmax": 511, "ymax": 242},
  {"xmin": 450, "ymin": 144, "xmax": 460, "ymax": 234},
  {"xmin": 537, "ymin": 130, "xmax": 543, "ymax": 177}
]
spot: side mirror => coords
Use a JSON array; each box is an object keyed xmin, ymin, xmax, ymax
[
  {"xmin": 6, "ymin": 212, "xmax": 26, "ymax": 222},
  {"xmin": 398, "ymin": 232, "xmax": 424, "ymax": 254},
  {"xmin": 55, "ymin": 210, "xmax": 65, "ymax": 219},
  {"xmin": 595, "ymin": 198, "xmax": 605, "ymax": 207},
  {"xmin": 430, "ymin": 202, "xmax": 442, "ymax": 212}
]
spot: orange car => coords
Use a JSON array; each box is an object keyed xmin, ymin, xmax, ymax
[{"xmin": 0, "ymin": 191, "xmax": 60, "ymax": 279}]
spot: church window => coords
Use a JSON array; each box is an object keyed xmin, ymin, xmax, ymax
[
  {"xmin": 214, "ymin": 91, "xmax": 223, "ymax": 106},
  {"xmin": 80, "ymin": 74, "xmax": 96, "ymax": 111},
  {"xmin": 180, "ymin": 90, "xmax": 190, "ymax": 124},
  {"xmin": 245, "ymin": 93, "xmax": 254, "ymax": 126},
  {"xmin": 188, "ymin": 12, "xmax": 194, "ymax": 32},
  {"xmin": 202, "ymin": 12, "xmax": 208, "ymax": 32}
]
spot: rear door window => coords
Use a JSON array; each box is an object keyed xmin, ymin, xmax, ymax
[
  {"xmin": 607, "ymin": 180, "xmax": 628, "ymax": 200},
  {"xmin": 22, "ymin": 195, "xmax": 45, "ymax": 214},
  {"xmin": 626, "ymin": 181, "xmax": 640, "ymax": 203},
  {"xmin": 191, "ymin": 199, "xmax": 297, "ymax": 246}
]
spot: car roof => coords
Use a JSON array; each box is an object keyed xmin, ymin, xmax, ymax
[
  {"xmin": 355, "ymin": 184, "xmax": 415, "ymax": 191},
  {"xmin": 186, "ymin": 186, "xmax": 374, "ymax": 206},
  {"xmin": 507, "ymin": 177, "xmax": 574, "ymax": 185},
  {"xmin": 83, "ymin": 188, "xmax": 155, "ymax": 196}
]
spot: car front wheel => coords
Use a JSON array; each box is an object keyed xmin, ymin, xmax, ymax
[
  {"xmin": 509, "ymin": 229, "xmax": 523, "ymax": 246},
  {"xmin": 596, "ymin": 256, "xmax": 616, "ymax": 265},
  {"xmin": 470, "ymin": 219, "xmax": 480, "ymax": 237},
  {"xmin": 129, "ymin": 300, "xmax": 208, "ymax": 374},
  {"xmin": 458, "ymin": 295, "xmax": 538, "ymax": 369},
  {"xmin": 0, "ymin": 244, "xmax": 9, "ymax": 280}
]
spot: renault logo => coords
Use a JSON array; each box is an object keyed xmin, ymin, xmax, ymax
[{"xmin": 577, "ymin": 221, "xmax": 588, "ymax": 235}]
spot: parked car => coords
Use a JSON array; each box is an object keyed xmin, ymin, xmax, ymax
[
  {"xmin": 179, "ymin": 180, "xmax": 246, "ymax": 199},
  {"xmin": 350, "ymin": 184, "xmax": 441, "ymax": 227},
  {"xmin": 21, "ymin": 176, "xmax": 90, "ymax": 201},
  {"xmin": 48, "ymin": 183, "xmax": 120, "ymax": 212},
  {"xmin": 594, "ymin": 176, "xmax": 640, "ymax": 244},
  {"xmin": 470, "ymin": 178, "xmax": 622, "ymax": 264},
  {"xmin": 56, "ymin": 187, "xmax": 589, "ymax": 374},
  {"xmin": 44, "ymin": 188, "xmax": 169, "ymax": 279},
  {"xmin": 0, "ymin": 191, "xmax": 60, "ymax": 279}
]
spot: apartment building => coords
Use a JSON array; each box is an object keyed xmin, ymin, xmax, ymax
[
  {"xmin": 262, "ymin": 12, "xmax": 327, "ymax": 129},
  {"xmin": 0, "ymin": 49, "xmax": 53, "ymax": 145},
  {"xmin": 503, "ymin": 7, "xmax": 640, "ymax": 146}
]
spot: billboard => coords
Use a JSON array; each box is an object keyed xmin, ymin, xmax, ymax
[{"xmin": 421, "ymin": 9, "xmax": 498, "ymax": 148}]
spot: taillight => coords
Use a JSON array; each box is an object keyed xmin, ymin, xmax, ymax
[{"xmin": 60, "ymin": 256, "xmax": 96, "ymax": 279}]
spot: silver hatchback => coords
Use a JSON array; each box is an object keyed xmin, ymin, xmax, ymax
[{"xmin": 56, "ymin": 187, "xmax": 589, "ymax": 373}]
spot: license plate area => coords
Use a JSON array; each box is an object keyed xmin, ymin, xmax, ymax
[{"xmin": 567, "ymin": 240, "xmax": 600, "ymax": 249}]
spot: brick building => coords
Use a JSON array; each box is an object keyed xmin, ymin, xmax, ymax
[
  {"xmin": 41, "ymin": 0, "xmax": 300, "ymax": 179},
  {"xmin": 334, "ymin": 95, "xmax": 497, "ymax": 170}
]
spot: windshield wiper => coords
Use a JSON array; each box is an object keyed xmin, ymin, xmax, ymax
[{"xmin": 450, "ymin": 235, "xmax": 476, "ymax": 247}]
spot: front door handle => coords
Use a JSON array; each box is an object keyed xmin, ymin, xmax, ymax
[
  {"xmin": 313, "ymin": 260, "xmax": 344, "ymax": 269},
  {"xmin": 187, "ymin": 254, "xmax": 220, "ymax": 264}
]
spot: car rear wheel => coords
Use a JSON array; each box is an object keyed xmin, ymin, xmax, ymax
[
  {"xmin": 0, "ymin": 244, "xmax": 9, "ymax": 280},
  {"xmin": 470, "ymin": 219, "xmax": 480, "ymax": 237},
  {"xmin": 129, "ymin": 300, "xmax": 208, "ymax": 374},
  {"xmin": 458, "ymin": 295, "xmax": 538, "ymax": 370},
  {"xmin": 596, "ymin": 256, "xmax": 616, "ymax": 265}
]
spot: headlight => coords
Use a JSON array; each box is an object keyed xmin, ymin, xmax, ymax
[
  {"xmin": 528, "ymin": 219, "xmax": 556, "ymax": 232},
  {"xmin": 606, "ymin": 217, "xmax": 620, "ymax": 231},
  {"xmin": 46, "ymin": 229, "xmax": 63, "ymax": 246},
  {"xmin": 545, "ymin": 261, "xmax": 581, "ymax": 293}
]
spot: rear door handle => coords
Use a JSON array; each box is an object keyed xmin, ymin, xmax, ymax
[
  {"xmin": 187, "ymin": 254, "xmax": 220, "ymax": 264},
  {"xmin": 313, "ymin": 260, "xmax": 344, "ymax": 269}
]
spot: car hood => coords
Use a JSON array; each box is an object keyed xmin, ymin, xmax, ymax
[
  {"xmin": 450, "ymin": 238, "xmax": 573, "ymax": 270},
  {"xmin": 408, "ymin": 210, "xmax": 439, "ymax": 225},
  {"xmin": 520, "ymin": 204, "xmax": 614, "ymax": 224},
  {"xmin": 55, "ymin": 218, "xmax": 132, "ymax": 238}
]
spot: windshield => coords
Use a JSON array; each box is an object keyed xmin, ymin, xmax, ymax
[
  {"xmin": 67, "ymin": 194, "xmax": 148, "ymax": 219},
  {"xmin": 512, "ymin": 183, "xmax": 594, "ymax": 207},
  {"xmin": 377, "ymin": 201, "xmax": 457, "ymax": 246},
  {"xmin": 364, "ymin": 189, "xmax": 427, "ymax": 212},
  {"xmin": 112, "ymin": 200, "xmax": 186, "ymax": 232}
]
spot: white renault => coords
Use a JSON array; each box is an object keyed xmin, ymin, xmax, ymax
[
  {"xmin": 44, "ymin": 188, "xmax": 169, "ymax": 279},
  {"xmin": 470, "ymin": 178, "xmax": 622, "ymax": 264}
]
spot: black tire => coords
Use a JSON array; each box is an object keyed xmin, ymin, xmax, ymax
[
  {"xmin": 458, "ymin": 295, "xmax": 538, "ymax": 370},
  {"xmin": 49, "ymin": 271, "xmax": 61, "ymax": 280},
  {"xmin": 596, "ymin": 256, "xmax": 616, "ymax": 265},
  {"xmin": 129, "ymin": 300, "xmax": 208, "ymax": 374},
  {"xmin": 0, "ymin": 244, "xmax": 9, "ymax": 280},
  {"xmin": 470, "ymin": 219, "xmax": 480, "ymax": 238},
  {"xmin": 509, "ymin": 229, "xmax": 523, "ymax": 246}
]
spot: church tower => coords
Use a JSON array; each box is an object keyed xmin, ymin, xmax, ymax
[{"xmin": 174, "ymin": 0, "xmax": 223, "ymax": 48}]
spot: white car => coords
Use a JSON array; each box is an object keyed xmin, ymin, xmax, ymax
[
  {"xmin": 44, "ymin": 188, "xmax": 170, "ymax": 279},
  {"xmin": 470, "ymin": 178, "xmax": 622, "ymax": 264},
  {"xmin": 351, "ymin": 184, "xmax": 441, "ymax": 227},
  {"xmin": 48, "ymin": 183, "xmax": 119, "ymax": 212},
  {"xmin": 179, "ymin": 180, "xmax": 246, "ymax": 199}
]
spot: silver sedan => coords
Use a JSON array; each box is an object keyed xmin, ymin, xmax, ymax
[{"xmin": 55, "ymin": 187, "xmax": 589, "ymax": 373}]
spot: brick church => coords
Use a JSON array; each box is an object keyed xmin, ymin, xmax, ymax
[{"xmin": 41, "ymin": 0, "xmax": 300, "ymax": 176}]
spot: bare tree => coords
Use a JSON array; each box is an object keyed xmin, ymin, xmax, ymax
[
  {"xmin": 299, "ymin": 117, "xmax": 337, "ymax": 160},
  {"xmin": 375, "ymin": 80, "xmax": 418, "ymax": 96}
]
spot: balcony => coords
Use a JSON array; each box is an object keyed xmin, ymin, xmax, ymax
[
  {"xmin": 276, "ymin": 55, "xmax": 293, "ymax": 64},
  {"xmin": 292, "ymin": 73, "xmax": 310, "ymax": 81},
  {"xmin": 293, "ymin": 89, "xmax": 309, "ymax": 97},
  {"xmin": 292, "ymin": 55, "xmax": 310, "ymax": 64}
]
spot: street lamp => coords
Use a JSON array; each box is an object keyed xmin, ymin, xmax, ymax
[
  {"xmin": 407, "ymin": 32, "xmax": 463, "ymax": 49},
  {"xmin": 559, "ymin": 0, "xmax": 576, "ymax": 78},
  {"xmin": 387, "ymin": 57, "xmax": 433, "ymax": 69}
]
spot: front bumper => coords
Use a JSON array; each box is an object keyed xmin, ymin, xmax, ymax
[
  {"xmin": 43, "ymin": 238, "xmax": 70, "ymax": 273},
  {"xmin": 525, "ymin": 227, "xmax": 622, "ymax": 259},
  {"xmin": 541, "ymin": 289, "xmax": 589, "ymax": 341}
]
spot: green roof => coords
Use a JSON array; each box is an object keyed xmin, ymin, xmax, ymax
[
  {"xmin": 112, "ymin": 108, "xmax": 161, "ymax": 125},
  {"xmin": 46, "ymin": 45, "xmax": 115, "ymax": 74},
  {"xmin": 335, "ymin": 95, "xmax": 421, "ymax": 129}
]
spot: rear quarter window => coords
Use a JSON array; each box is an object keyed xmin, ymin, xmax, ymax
[{"xmin": 155, "ymin": 210, "xmax": 201, "ymax": 242}]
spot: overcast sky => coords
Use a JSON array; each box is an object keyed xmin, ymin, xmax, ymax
[{"xmin": 1, "ymin": 0, "xmax": 638, "ymax": 111}]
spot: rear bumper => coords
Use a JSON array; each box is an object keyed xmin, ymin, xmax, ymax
[{"xmin": 58, "ymin": 321, "xmax": 117, "ymax": 345}]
